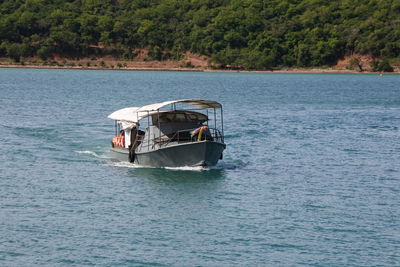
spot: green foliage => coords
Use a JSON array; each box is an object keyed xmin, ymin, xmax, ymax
[
  {"xmin": 348, "ymin": 57, "xmax": 363, "ymax": 72},
  {"xmin": 379, "ymin": 60, "xmax": 394, "ymax": 72},
  {"xmin": 0, "ymin": 0, "xmax": 399, "ymax": 69},
  {"xmin": 37, "ymin": 46, "xmax": 51, "ymax": 60},
  {"xmin": 183, "ymin": 61, "xmax": 194, "ymax": 68},
  {"xmin": 370, "ymin": 59, "xmax": 394, "ymax": 72},
  {"xmin": 1, "ymin": 42, "xmax": 30, "ymax": 62}
]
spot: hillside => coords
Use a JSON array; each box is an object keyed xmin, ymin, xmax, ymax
[{"xmin": 1, "ymin": 0, "xmax": 399, "ymax": 70}]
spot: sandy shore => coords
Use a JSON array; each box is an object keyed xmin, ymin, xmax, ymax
[
  {"xmin": 0, "ymin": 64, "xmax": 204, "ymax": 72},
  {"xmin": 0, "ymin": 60, "xmax": 398, "ymax": 74}
]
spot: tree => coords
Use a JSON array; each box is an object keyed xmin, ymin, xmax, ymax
[
  {"xmin": 371, "ymin": 59, "xmax": 394, "ymax": 72},
  {"xmin": 0, "ymin": 0, "xmax": 398, "ymax": 69},
  {"xmin": 5, "ymin": 43, "xmax": 24, "ymax": 62}
]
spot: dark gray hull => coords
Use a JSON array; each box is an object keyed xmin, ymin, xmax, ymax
[
  {"xmin": 111, "ymin": 141, "xmax": 225, "ymax": 167},
  {"xmin": 110, "ymin": 146, "xmax": 130, "ymax": 161}
]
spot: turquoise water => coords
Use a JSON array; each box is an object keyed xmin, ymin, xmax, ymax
[{"xmin": 1, "ymin": 69, "xmax": 399, "ymax": 266}]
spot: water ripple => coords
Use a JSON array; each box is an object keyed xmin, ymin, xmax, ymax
[{"xmin": 1, "ymin": 70, "xmax": 399, "ymax": 266}]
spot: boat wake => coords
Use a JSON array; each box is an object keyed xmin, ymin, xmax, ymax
[
  {"xmin": 164, "ymin": 166, "xmax": 206, "ymax": 171},
  {"xmin": 105, "ymin": 160, "xmax": 244, "ymax": 171},
  {"xmin": 76, "ymin": 150, "xmax": 245, "ymax": 171},
  {"xmin": 75, "ymin": 150, "xmax": 110, "ymax": 159},
  {"xmin": 106, "ymin": 161, "xmax": 206, "ymax": 171},
  {"xmin": 210, "ymin": 161, "xmax": 244, "ymax": 170}
]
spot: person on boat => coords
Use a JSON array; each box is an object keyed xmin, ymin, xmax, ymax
[
  {"xmin": 112, "ymin": 130, "xmax": 125, "ymax": 147},
  {"xmin": 120, "ymin": 130, "xmax": 125, "ymax": 147},
  {"xmin": 191, "ymin": 125, "xmax": 212, "ymax": 141}
]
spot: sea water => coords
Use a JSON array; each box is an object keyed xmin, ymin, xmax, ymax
[{"xmin": 0, "ymin": 69, "xmax": 399, "ymax": 266}]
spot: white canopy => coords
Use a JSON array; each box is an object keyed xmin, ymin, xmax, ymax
[
  {"xmin": 107, "ymin": 107, "xmax": 140, "ymax": 122},
  {"xmin": 136, "ymin": 99, "xmax": 221, "ymax": 112},
  {"xmin": 107, "ymin": 99, "xmax": 221, "ymax": 124}
]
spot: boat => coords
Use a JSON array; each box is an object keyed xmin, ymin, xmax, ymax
[{"xmin": 107, "ymin": 99, "xmax": 226, "ymax": 167}]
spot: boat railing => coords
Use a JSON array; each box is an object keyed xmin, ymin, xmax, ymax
[
  {"xmin": 158, "ymin": 127, "xmax": 223, "ymax": 148},
  {"xmin": 137, "ymin": 127, "xmax": 223, "ymax": 152}
]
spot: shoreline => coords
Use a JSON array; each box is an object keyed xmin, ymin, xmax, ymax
[{"xmin": 0, "ymin": 63, "xmax": 398, "ymax": 74}]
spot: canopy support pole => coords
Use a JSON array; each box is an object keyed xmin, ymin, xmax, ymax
[
  {"xmin": 157, "ymin": 110, "xmax": 161, "ymax": 147},
  {"xmin": 214, "ymin": 108, "xmax": 217, "ymax": 139},
  {"xmin": 220, "ymin": 107, "xmax": 224, "ymax": 142},
  {"xmin": 136, "ymin": 112, "xmax": 140, "ymax": 152},
  {"xmin": 147, "ymin": 111, "xmax": 150, "ymax": 151}
]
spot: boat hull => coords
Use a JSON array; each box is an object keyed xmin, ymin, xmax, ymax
[
  {"xmin": 111, "ymin": 141, "xmax": 225, "ymax": 167},
  {"xmin": 110, "ymin": 146, "xmax": 130, "ymax": 161}
]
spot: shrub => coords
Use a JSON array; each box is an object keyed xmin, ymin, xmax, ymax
[
  {"xmin": 123, "ymin": 49, "xmax": 137, "ymax": 60},
  {"xmin": 148, "ymin": 46, "xmax": 163, "ymax": 61},
  {"xmin": 348, "ymin": 57, "xmax": 362, "ymax": 71},
  {"xmin": 0, "ymin": 42, "xmax": 6, "ymax": 57},
  {"xmin": 37, "ymin": 46, "xmax": 51, "ymax": 60},
  {"xmin": 370, "ymin": 59, "xmax": 394, "ymax": 72},
  {"xmin": 5, "ymin": 43, "xmax": 23, "ymax": 62},
  {"xmin": 184, "ymin": 61, "xmax": 194, "ymax": 68},
  {"xmin": 378, "ymin": 59, "xmax": 394, "ymax": 72},
  {"xmin": 370, "ymin": 60, "xmax": 380, "ymax": 72}
]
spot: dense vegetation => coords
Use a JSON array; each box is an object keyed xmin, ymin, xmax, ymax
[{"xmin": 0, "ymin": 0, "xmax": 399, "ymax": 69}]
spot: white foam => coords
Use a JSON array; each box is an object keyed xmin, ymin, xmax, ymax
[
  {"xmin": 164, "ymin": 166, "xmax": 206, "ymax": 171},
  {"xmin": 75, "ymin": 150, "xmax": 110, "ymax": 159},
  {"xmin": 105, "ymin": 161, "xmax": 208, "ymax": 171},
  {"xmin": 103, "ymin": 158, "xmax": 242, "ymax": 171},
  {"xmin": 106, "ymin": 161, "xmax": 146, "ymax": 169}
]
